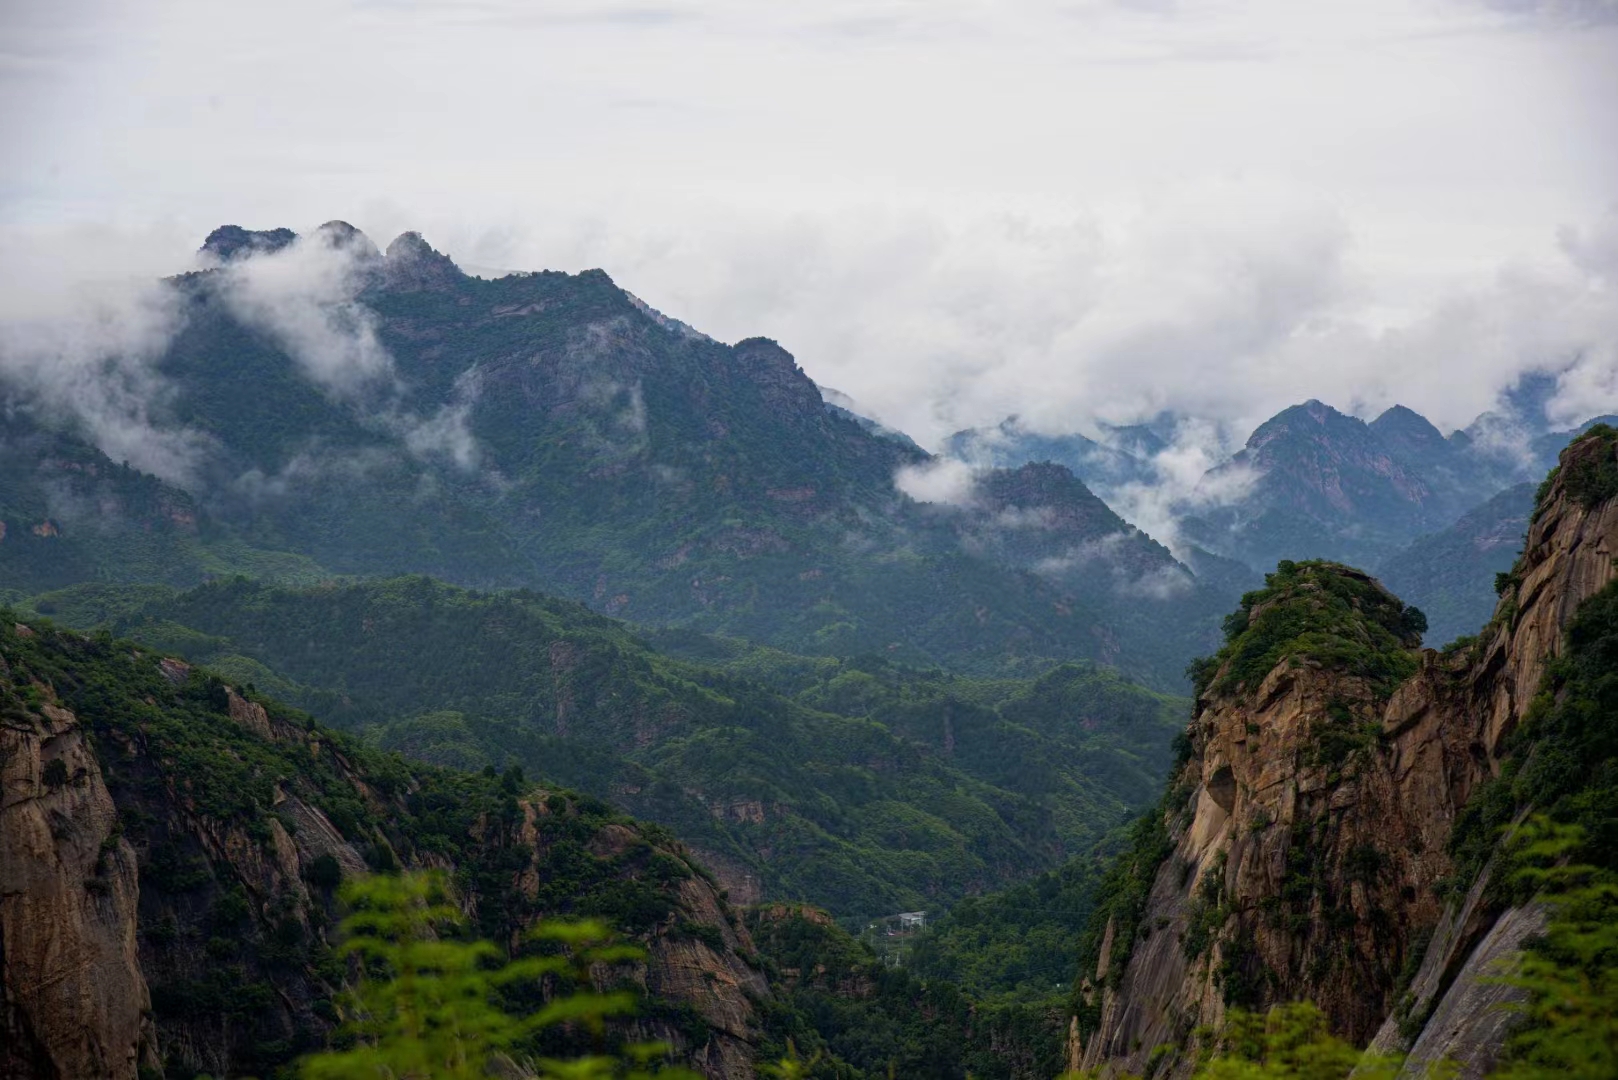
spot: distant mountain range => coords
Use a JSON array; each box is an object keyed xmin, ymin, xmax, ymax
[
  {"xmin": 4, "ymin": 219, "xmax": 1605, "ymax": 681},
  {"xmin": 944, "ymin": 391, "xmax": 1612, "ymax": 643},
  {"xmin": 0, "ymin": 222, "xmax": 1238, "ymax": 689}
]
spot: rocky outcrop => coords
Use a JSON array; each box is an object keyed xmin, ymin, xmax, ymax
[
  {"xmin": 1, "ymin": 694, "xmax": 151, "ymax": 1080},
  {"xmin": 0, "ymin": 625, "xmax": 771, "ymax": 1080},
  {"xmin": 1078, "ymin": 433, "xmax": 1618, "ymax": 1078}
]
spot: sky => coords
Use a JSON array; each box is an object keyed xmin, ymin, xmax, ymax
[{"xmin": 2, "ymin": 0, "xmax": 1616, "ymax": 449}]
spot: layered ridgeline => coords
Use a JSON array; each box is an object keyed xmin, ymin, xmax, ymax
[
  {"xmin": 0, "ymin": 221, "xmax": 1233, "ymax": 688},
  {"xmin": 1181, "ymin": 400, "xmax": 1612, "ymax": 576},
  {"xmin": 0, "ymin": 612, "xmax": 1142, "ymax": 1080},
  {"xmin": 946, "ymin": 398, "xmax": 1615, "ymax": 632},
  {"xmin": 19, "ymin": 575, "xmax": 1186, "ymax": 919},
  {"xmin": 1072, "ymin": 426, "xmax": 1618, "ymax": 1077}
]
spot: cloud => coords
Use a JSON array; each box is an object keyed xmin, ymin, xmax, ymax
[
  {"xmin": 231, "ymin": 444, "xmax": 396, "ymax": 503},
  {"xmin": 1032, "ymin": 532, "xmax": 1196, "ymax": 599},
  {"xmin": 217, "ymin": 227, "xmax": 394, "ymax": 401},
  {"xmin": 4, "ymin": 0, "xmax": 1614, "ymax": 495},
  {"xmin": 215, "ymin": 228, "xmax": 487, "ymax": 471},
  {"xmin": 0, "ymin": 223, "xmax": 211, "ymax": 485},
  {"xmin": 1090, "ymin": 418, "xmax": 1259, "ymax": 556},
  {"xmin": 894, "ymin": 458, "xmax": 978, "ymax": 507},
  {"xmin": 398, "ymin": 401, "xmax": 480, "ymax": 470}
]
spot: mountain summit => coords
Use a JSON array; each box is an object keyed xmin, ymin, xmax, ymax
[{"xmin": 1, "ymin": 224, "xmax": 1235, "ymax": 687}]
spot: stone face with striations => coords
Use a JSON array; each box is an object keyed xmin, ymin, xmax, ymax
[
  {"xmin": 1, "ymin": 697, "xmax": 151, "ymax": 1080},
  {"xmin": 1080, "ymin": 435, "xmax": 1618, "ymax": 1079}
]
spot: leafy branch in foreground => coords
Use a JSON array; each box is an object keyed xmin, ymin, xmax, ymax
[
  {"xmin": 299, "ymin": 871, "xmax": 698, "ymax": 1080},
  {"xmin": 1487, "ymin": 817, "xmax": 1618, "ymax": 1079}
]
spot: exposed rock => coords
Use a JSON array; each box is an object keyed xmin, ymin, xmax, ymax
[
  {"xmin": 384, "ymin": 231, "xmax": 461, "ymax": 289},
  {"xmin": 3, "ymin": 626, "xmax": 771, "ymax": 1080},
  {"xmin": 1, "ymin": 702, "xmax": 151, "ymax": 1080},
  {"xmin": 1080, "ymin": 446, "xmax": 1618, "ymax": 1077},
  {"xmin": 1392, "ymin": 904, "xmax": 1545, "ymax": 1079},
  {"xmin": 313, "ymin": 219, "xmax": 381, "ymax": 260},
  {"xmin": 225, "ymin": 688, "xmax": 274, "ymax": 740},
  {"xmin": 198, "ymin": 224, "xmax": 298, "ymax": 263}
]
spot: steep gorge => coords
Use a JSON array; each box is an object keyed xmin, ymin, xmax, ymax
[{"xmin": 1076, "ymin": 429, "xmax": 1618, "ymax": 1077}]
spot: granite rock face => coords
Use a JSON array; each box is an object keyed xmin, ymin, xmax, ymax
[
  {"xmin": 1, "ymin": 696, "xmax": 151, "ymax": 1080},
  {"xmin": 1079, "ymin": 436, "xmax": 1618, "ymax": 1077}
]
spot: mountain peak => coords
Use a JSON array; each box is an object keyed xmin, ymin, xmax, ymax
[
  {"xmin": 312, "ymin": 220, "xmax": 381, "ymax": 260},
  {"xmin": 382, "ymin": 230, "xmax": 460, "ymax": 287},
  {"xmin": 199, "ymin": 224, "xmax": 298, "ymax": 263},
  {"xmin": 1247, "ymin": 399, "xmax": 1361, "ymax": 448},
  {"xmin": 383, "ymin": 230, "xmax": 439, "ymax": 260},
  {"xmin": 1370, "ymin": 404, "xmax": 1445, "ymax": 441}
]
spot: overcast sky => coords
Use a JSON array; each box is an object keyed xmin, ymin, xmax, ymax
[{"xmin": 3, "ymin": 0, "xmax": 1616, "ymax": 447}]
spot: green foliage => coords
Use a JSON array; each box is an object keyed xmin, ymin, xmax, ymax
[
  {"xmin": 13, "ymin": 259, "xmax": 1241, "ymax": 690},
  {"xmin": 1302, "ymin": 700, "xmax": 1381, "ymax": 773},
  {"xmin": 1183, "ymin": 851, "xmax": 1231, "ymax": 961},
  {"xmin": 748, "ymin": 905, "xmax": 1067, "ymax": 1080},
  {"xmin": 1560, "ymin": 424, "xmax": 1618, "ymax": 511},
  {"xmin": 1445, "ymin": 577, "xmax": 1618, "ymax": 898},
  {"xmin": 1488, "ymin": 818, "xmax": 1618, "ymax": 1079},
  {"xmin": 1191, "ymin": 561, "xmax": 1422, "ymax": 703},
  {"xmin": 908, "ymin": 855, "xmax": 1102, "ymax": 1003},
  {"xmin": 1190, "ymin": 1002, "xmax": 1401, "ymax": 1080},
  {"xmin": 299, "ymin": 871, "xmax": 697, "ymax": 1080},
  {"xmin": 34, "ymin": 576, "xmax": 1186, "ymax": 918},
  {"xmin": 0, "ymin": 616, "xmax": 737, "ymax": 1079}
]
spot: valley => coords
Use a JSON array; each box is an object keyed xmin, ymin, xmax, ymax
[{"xmin": 2, "ymin": 223, "xmax": 1616, "ymax": 1079}]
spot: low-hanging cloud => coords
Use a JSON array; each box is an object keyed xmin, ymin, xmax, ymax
[
  {"xmin": 215, "ymin": 227, "xmax": 486, "ymax": 474},
  {"xmin": 0, "ymin": 221, "xmax": 489, "ymax": 491},
  {"xmin": 218, "ymin": 227, "xmax": 395, "ymax": 401},
  {"xmin": 1093, "ymin": 419, "xmax": 1261, "ymax": 557},
  {"xmin": 0, "ymin": 224, "xmax": 212, "ymax": 486},
  {"xmin": 894, "ymin": 458, "xmax": 979, "ymax": 507}
]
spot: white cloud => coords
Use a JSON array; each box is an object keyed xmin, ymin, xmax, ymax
[
  {"xmin": 0, "ymin": 223, "xmax": 210, "ymax": 485},
  {"xmin": 218, "ymin": 227, "xmax": 394, "ymax": 400},
  {"xmin": 1, "ymin": 0, "xmax": 1613, "ymax": 471},
  {"xmin": 894, "ymin": 458, "xmax": 979, "ymax": 507},
  {"xmin": 1096, "ymin": 419, "xmax": 1259, "ymax": 555}
]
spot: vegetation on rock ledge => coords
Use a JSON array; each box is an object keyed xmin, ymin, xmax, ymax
[{"xmin": 1187, "ymin": 560, "xmax": 1424, "ymax": 704}]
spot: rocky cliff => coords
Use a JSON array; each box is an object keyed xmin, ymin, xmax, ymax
[
  {"xmin": 0, "ymin": 622, "xmax": 768, "ymax": 1080},
  {"xmin": 1076, "ymin": 428, "xmax": 1618, "ymax": 1077}
]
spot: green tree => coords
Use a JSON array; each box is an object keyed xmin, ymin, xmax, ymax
[
  {"xmin": 1489, "ymin": 818, "xmax": 1618, "ymax": 1078},
  {"xmin": 1192, "ymin": 1003, "xmax": 1401, "ymax": 1080},
  {"xmin": 299, "ymin": 871, "xmax": 698, "ymax": 1080}
]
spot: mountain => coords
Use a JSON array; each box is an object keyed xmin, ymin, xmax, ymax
[
  {"xmin": 942, "ymin": 416, "xmax": 1155, "ymax": 491},
  {"xmin": 818, "ymin": 385, "xmax": 927, "ymax": 456},
  {"xmin": 1181, "ymin": 400, "xmax": 1451, "ymax": 573},
  {"xmin": 22, "ymin": 573, "xmax": 1188, "ymax": 919},
  {"xmin": 1377, "ymin": 482, "xmax": 1535, "ymax": 649},
  {"xmin": 0, "ymin": 222, "xmax": 1233, "ymax": 689},
  {"xmin": 0, "ymin": 410, "xmax": 325, "ymax": 598},
  {"xmin": 1073, "ymin": 425, "xmax": 1618, "ymax": 1076},
  {"xmin": 0, "ymin": 616, "xmax": 771, "ymax": 1080},
  {"xmin": 1182, "ymin": 399, "xmax": 1612, "ymax": 577}
]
